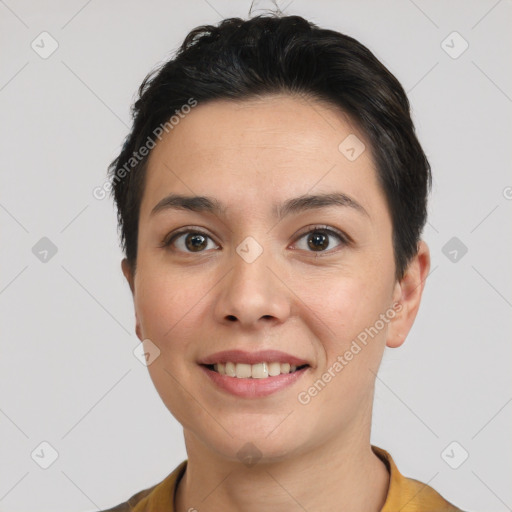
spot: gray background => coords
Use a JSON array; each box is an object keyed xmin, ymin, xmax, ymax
[{"xmin": 1, "ymin": 0, "xmax": 511, "ymax": 511}]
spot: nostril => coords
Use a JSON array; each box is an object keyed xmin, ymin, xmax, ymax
[{"xmin": 226, "ymin": 315, "xmax": 237, "ymax": 322}]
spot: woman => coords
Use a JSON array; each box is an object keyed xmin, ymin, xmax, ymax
[{"xmin": 103, "ymin": 13, "xmax": 466, "ymax": 512}]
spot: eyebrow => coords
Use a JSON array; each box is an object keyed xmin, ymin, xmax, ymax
[{"xmin": 150, "ymin": 192, "xmax": 369, "ymax": 219}]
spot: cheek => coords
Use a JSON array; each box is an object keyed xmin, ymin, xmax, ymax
[
  {"xmin": 299, "ymin": 277, "xmax": 392, "ymax": 419},
  {"xmin": 135, "ymin": 266, "xmax": 206, "ymax": 341},
  {"xmin": 303, "ymin": 269, "xmax": 391, "ymax": 330},
  {"xmin": 296, "ymin": 266, "xmax": 393, "ymax": 365},
  {"xmin": 134, "ymin": 269, "xmax": 209, "ymax": 427}
]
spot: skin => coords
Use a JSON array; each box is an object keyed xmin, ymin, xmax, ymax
[{"xmin": 122, "ymin": 94, "xmax": 430, "ymax": 512}]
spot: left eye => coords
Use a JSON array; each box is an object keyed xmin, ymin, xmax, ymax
[{"xmin": 293, "ymin": 227, "xmax": 347, "ymax": 253}]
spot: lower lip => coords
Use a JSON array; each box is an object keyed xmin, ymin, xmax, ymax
[{"xmin": 199, "ymin": 365, "xmax": 309, "ymax": 398}]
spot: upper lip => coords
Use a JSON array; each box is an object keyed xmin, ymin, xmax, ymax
[{"xmin": 198, "ymin": 349, "xmax": 310, "ymax": 367}]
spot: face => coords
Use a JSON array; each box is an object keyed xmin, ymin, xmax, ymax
[{"xmin": 123, "ymin": 94, "xmax": 428, "ymax": 463}]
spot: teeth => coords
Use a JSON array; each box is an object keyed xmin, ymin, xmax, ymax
[
  {"xmin": 225, "ymin": 362, "xmax": 236, "ymax": 377},
  {"xmin": 251, "ymin": 362, "xmax": 268, "ymax": 379},
  {"xmin": 268, "ymin": 362, "xmax": 281, "ymax": 376},
  {"xmin": 235, "ymin": 363, "xmax": 252, "ymax": 378},
  {"xmin": 212, "ymin": 362, "xmax": 302, "ymax": 378}
]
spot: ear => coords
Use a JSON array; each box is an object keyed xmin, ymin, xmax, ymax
[
  {"xmin": 386, "ymin": 240, "xmax": 431, "ymax": 349},
  {"xmin": 121, "ymin": 258, "xmax": 134, "ymax": 295},
  {"xmin": 121, "ymin": 258, "xmax": 143, "ymax": 341}
]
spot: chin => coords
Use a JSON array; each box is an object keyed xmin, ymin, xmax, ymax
[{"xmin": 195, "ymin": 420, "xmax": 308, "ymax": 464}]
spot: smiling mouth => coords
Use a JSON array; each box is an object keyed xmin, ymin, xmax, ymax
[{"xmin": 202, "ymin": 362, "xmax": 309, "ymax": 379}]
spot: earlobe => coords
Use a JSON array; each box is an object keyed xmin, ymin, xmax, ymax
[
  {"xmin": 135, "ymin": 318, "xmax": 143, "ymax": 342},
  {"xmin": 386, "ymin": 241, "xmax": 431, "ymax": 349},
  {"xmin": 121, "ymin": 258, "xmax": 134, "ymax": 295},
  {"xmin": 121, "ymin": 258, "xmax": 143, "ymax": 342}
]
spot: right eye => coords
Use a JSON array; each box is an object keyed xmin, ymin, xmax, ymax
[{"xmin": 162, "ymin": 229, "xmax": 220, "ymax": 253}]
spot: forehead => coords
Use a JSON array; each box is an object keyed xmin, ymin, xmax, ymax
[
  {"xmin": 140, "ymin": 94, "xmax": 386, "ymax": 221},
  {"xmin": 149, "ymin": 94, "xmax": 362, "ymax": 158}
]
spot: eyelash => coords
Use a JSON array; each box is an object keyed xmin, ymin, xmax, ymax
[{"xmin": 160, "ymin": 225, "xmax": 350, "ymax": 256}]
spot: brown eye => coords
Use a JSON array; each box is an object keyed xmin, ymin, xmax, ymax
[
  {"xmin": 164, "ymin": 230, "xmax": 219, "ymax": 253},
  {"xmin": 185, "ymin": 233, "xmax": 208, "ymax": 251},
  {"xmin": 294, "ymin": 227, "xmax": 347, "ymax": 253},
  {"xmin": 307, "ymin": 231, "xmax": 329, "ymax": 251}
]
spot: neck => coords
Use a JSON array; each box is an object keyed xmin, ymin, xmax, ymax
[{"xmin": 174, "ymin": 426, "xmax": 390, "ymax": 512}]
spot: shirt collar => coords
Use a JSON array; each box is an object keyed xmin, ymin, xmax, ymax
[{"xmin": 133, "ymin": 445, "xmax": 460, "ymax": 511}]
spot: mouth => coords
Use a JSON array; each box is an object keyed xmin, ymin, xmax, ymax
[
  {"xmin": 199, "ymin": 361, "xmax": 311, "ymax": 398},
  {"xmin": 201, "ymin": 362, "xmax": 310, "ymax": 379},
  {"xmin": 197, "ymin": 349, "xmax": 312, "ymax": 397}
]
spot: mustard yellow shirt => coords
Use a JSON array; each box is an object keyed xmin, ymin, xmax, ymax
[{"xmin": 101, "ymin": 445, "xmax": 465, "ymax": 511}]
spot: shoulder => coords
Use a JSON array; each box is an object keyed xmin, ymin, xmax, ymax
[
  {"xmin": 372, "ymin": 445, "xmax": 467, "ymax": 512},
  {"xmin": 99, "ymin": 485, "xmax": 156, "ymax": 512},
  {"xmin": 98, "ymin": 460, "xmax": 187, "ymax": 512},
  {"xmin": 394, "ymin": 474, "xmax": 466, "ymax": 511}
]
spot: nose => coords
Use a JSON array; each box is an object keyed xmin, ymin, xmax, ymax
[{"xmin": 214, "ymin": 244, "xmax": 292, "ymax": 329}]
